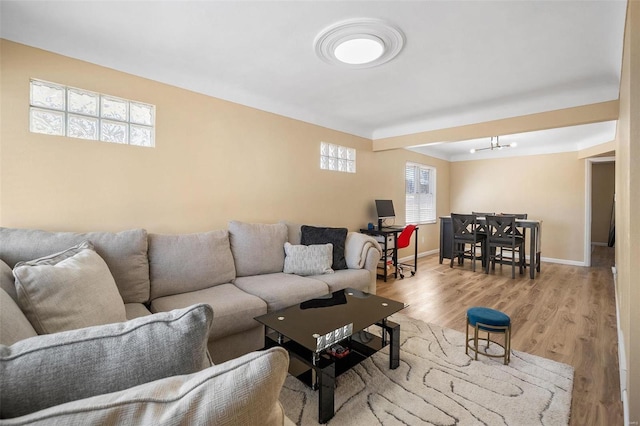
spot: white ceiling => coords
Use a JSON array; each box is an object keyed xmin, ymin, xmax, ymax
[{"xmin": 0, "ymin": 1, "xmax": 627, "ymax": 159}]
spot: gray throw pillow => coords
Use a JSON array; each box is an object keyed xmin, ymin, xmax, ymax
[
  {"xmin": 283, "ymin": 242, "xmax": 334, "ymax": 276},
  {"xmin": 0, "ymin": 304, "xmax": 213, "ymax": 419},
  {"xmin": 301, "ymin": 225, "xmax": 348, "ymax": 270},
  {"xmin": 0, "ymin": 259, "xmax": 17, "ymax": 301},
  {"xmin": 6, "ymin": 347, "xmax": 289, "ymax": 426},
  {"xmin": 0, "ymin": 288, "xmax": 37, "ymax": 346},
  {"xmin": 12, "ymin": 241, "xmax": 127, "ymax": 334}
]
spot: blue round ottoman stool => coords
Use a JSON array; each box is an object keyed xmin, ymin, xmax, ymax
[{"xmin": 466, "ymin": 307, "xmax": 511, "ymax": 365}]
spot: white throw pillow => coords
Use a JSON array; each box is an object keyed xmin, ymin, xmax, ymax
[
  {"xmin": 283, "ymin": 242, "xmax": 334, "ymax": 276},
  {"xmin": 12, "ymin": 241, "xmax": 127, "ymax": 334}
]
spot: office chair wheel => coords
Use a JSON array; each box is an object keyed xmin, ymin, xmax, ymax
[
  {"xmin": 399, "ymin": 272, "xmax": 405, "ymax": 279},
  {"xmin": 411, "ymin": 271, "xmax": 416, "ymax": 276}
]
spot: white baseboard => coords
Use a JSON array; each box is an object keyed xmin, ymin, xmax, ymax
[
  {"xmin": 398, "ymin": 249, "xmax": 440, "ymax": 263},
  {"xmin": 398, "ymin": 249, "xmax": 437, "ymax": 263},
  {"xmin": 539, "ymin": 256, "xmax": 586, "ymax": 266},
  {"xmin": 612, "ymin": 266, "xmax": 630, "ymax": 426},
  {"xmin": 412, "ymin": 250, "xmax": 587, "ymax": 267}
]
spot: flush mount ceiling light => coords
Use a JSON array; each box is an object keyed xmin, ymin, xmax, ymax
[
  {"xmin": 314, "ymin": 18, "xmax": 405, "ymax": 69},
  {"xmin": 469, "ymin": 136, "xmax": 517, "ymax": 154}
]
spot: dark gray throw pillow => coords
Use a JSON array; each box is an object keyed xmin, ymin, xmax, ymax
[{"xmin": 300, "ymin": 225, "xmax": 348, "ymax": 270}]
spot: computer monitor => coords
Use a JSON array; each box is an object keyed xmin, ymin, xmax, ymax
[{"xmin": 375, "ymin": 199, "xmax": 395, "ymax": 229}]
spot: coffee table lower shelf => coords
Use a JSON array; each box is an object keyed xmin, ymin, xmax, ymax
[
  {"xmin": 264, "ymin": 320, "xmax": 399, "ymax": 423},
  {"xmin": 266, "ymin": 329, "xmax": 383, "ymax": 379}
]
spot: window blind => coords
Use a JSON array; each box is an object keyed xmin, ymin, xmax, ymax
[{"xmin": 405, "ymin": 162, "xmax": 436, "ymax": 224}]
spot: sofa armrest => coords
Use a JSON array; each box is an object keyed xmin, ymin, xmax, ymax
[
  {"xmin": 344, "ymin": 232, "xmax": 381, "ymax": 270},
  {"xmin": 3, "ymin": 348, "xmax": 290, "ymax": 426},
  {"xmin": 344, "ymin": 232, "xmax": 381, "ymax": 294}
]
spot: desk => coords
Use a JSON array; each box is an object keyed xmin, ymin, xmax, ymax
[
  {"xmin": 360, "ymin": 226, "xmax": 419, "ymax": 282},
  {"xmin": 439, "ymin": 216, "xmax": 542, "ymax": 279}
]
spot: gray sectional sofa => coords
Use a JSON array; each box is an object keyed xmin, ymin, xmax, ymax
[{"xmin": 0, "ymin": 221, "xmax": 381, "ymax": 424}]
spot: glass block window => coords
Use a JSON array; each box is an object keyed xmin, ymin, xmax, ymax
[
  {"xmin": 29, "ymin": 79, "xmax": 155, "ymax": 147},
  {"xmin": 320, "ymin": 142, "xmax": 356, "ymax": 173}
]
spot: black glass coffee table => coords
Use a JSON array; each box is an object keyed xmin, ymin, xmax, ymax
[{"xmin": 255, "ymin": 288, "xmax": 406, "ymax": 423}]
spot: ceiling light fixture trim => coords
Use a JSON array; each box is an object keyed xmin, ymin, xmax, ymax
[
  {"xmin": 314, "ymin": 18, "xmax": 405, "ymax": 69},
  {"xmin": 469, "ymin": 136, "xmax": 517, "ymax": 154}
]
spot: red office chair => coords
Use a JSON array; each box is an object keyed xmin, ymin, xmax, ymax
[{"xmin": 396, "ymin": 224, "xmax": 417, "ymax": 278}]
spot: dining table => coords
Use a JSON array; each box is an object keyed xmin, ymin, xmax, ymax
[{"xmin": 439, "ymin": 216, "xmax": 542, "ymax": 279}]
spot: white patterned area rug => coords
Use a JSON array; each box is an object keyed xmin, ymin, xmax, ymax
[{"xmin": 279, "ymin": 314, "xmax": 573, "ymax": 425}]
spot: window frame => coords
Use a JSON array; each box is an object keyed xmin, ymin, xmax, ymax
[{"xmin": 405, "ymin": 162, "xmax": 437, "ymax": 224}]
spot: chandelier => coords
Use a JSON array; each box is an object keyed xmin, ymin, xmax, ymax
[{"xmin": 469, "ymin": 136, "xmax": 517, "ymax": 154}]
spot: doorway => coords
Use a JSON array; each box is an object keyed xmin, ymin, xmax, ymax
[{"xmin": 584, "ymin": 157, "xmax": 615, "ymax": 267}]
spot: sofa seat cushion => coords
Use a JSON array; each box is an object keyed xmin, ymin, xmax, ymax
[
  {"xmin": 228, "ymin": 221, "xmax": 288, "ymax": 277},
  {"xmin": 234, "ymin": 273, "xmax": 329, "ymax": 312},
  {"xmin": 149, "ymin": 230, "xmax": 236, "ymax": 300},
  {"xmin": 309, "ymin": 268, "xmax": 371, "ymax": 293},
  {"xmin": 0, "ymin": 289, "xmax": 37, "ymax": 346},
  {"xmin": 4, "ymin": 347, "xmax": 289, "ymax": 426},
  {"xmin": 0, "ymin": 304, "xmax": 213, "ymax": 419},
  {"xmin": 13, "ymin": 241, "xmax": 127, "ymax": 334},
  {"xmin": 150, "ymin": 283, "xmax": 267, "ymax": 340},
  {"xmin": 124, "ymin": 303, "xmax": 152, "ymax": 320},
  {"xmin": 0, "ymin": 227, "xmax": 149, "ymax": 304}
]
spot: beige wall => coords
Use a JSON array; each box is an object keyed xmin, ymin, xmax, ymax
[
  {"xmin": 591, "ymin": 162, "xmax": 615, "ymax": 244},
  {"xmin": 0, "ymin": 40, "xmax": 447, "ymax": 258},
  {"xmin": 450, "ymin": 152, "xmax": 586, "ymax": 262},
  {"xmin": 615, "ymin": 1, "xmax": 639, "ymax": 423}
]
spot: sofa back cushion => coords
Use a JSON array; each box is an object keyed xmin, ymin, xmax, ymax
[
  {"xmin": 149, "ymin": 230, "xmax": 236, "ymax": 300},
  {"xmin": 281, "ymin": 221, "xmax": 302, "ymax": 245},
  {"xmin": 0, "ymin": 227, "xmax": 150, "ymax": 304},
  {"xmin": 0, "ymin": 304, "xmax": 213, "ymax": 419},
  {"xmin": 0, "ymin": 289, "xmax": 37, "ymax": 346},
  {"xmin": 228, "ymin": 221, "xmax": 288, "ymax": 277}
]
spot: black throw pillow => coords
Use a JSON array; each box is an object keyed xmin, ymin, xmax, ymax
[{"xmin": 300, "ymin": 225, "xmax": 348, "ymax": 270}]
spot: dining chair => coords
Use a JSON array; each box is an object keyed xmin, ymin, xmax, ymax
[
  {"xmin": 472, "ymin": 211, "xmax": 494, "ymax": 234},
  {"xmin": 500, "ymin": 213, "xmax": 528, "ymax": 269},
  {"xmin": 450, "ymin": 213, "xmax": 485, "ymax": 272},
  {"xmin": 485, "ymin": 215, "xmax": 525, "ymax": 279}
]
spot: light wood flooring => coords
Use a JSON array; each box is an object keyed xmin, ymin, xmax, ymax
[{"xmin": 376, "ymin": 246, "xmax": 623, "ymax": 426}]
